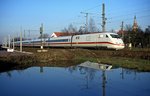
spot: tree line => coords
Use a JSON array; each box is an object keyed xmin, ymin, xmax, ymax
[
  {"xmin": 62, "ymin": 22, "xmax": 150, "ymax": 48},
  {"xmin": 122, "ymin": 25, "xmax": 150, "ymax": 48},
  {"xmin": 61, "ymin": 17, "xmax": 98, "ymax": 35}
]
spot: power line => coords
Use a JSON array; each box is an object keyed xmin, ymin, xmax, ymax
[
  {"xmin": 107, "ymin": 6, "xmax": 150, "ymax": 15},
  {"xmin": 109, "ymin": 14, "xmax": 150, "ymax": 23},
  {"xmin": 80, "ymin": 12, "xmax": 90, "ymax": 32},
  {"xmin": 108, "ymin": 9, "xmax": 150, "ymax": 20},
  {"xmin": 84, "ymin": 5, "xmax": 101, "ymax": 12}
]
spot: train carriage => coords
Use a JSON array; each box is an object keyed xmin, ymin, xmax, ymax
[{"xmin": 14, "ymin": 32, "xmax": 125, "ymax": 50}]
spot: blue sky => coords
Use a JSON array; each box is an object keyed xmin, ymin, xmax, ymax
[{"xmin": 0, "ymin": 0, "xmax": 150, "ymax": 43}]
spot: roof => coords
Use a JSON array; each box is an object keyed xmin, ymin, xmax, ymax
[{"xmin": 117, "ymin": 30, "xmax": 127, "ymax": 35}]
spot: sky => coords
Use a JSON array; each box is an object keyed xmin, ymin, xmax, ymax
[{"xmin": 0, "ymin": 0, "xmax": 150, "ymax": 43}]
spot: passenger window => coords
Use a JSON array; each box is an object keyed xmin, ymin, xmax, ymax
[
  {"xmin": 76, "ymin": 36, "xmax": 80, "ymax": 39},
  {"xmin": 99, "ymin": 35, "xmax": 103, "ymax": 38},
  {"xmin": 106, "ymin": 35, "xmax": 109, "ymax": 38}
]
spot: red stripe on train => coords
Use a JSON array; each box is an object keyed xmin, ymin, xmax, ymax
[{"xmin": 48, "ymin": 42, "xmax": 124, "ymax": 46}]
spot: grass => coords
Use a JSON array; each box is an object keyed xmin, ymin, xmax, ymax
[
  {"xmin": 74, "ymin": 56, "xmax": 150, "ymax": 71},
  {"xmin": 1, "ymin": 47, "xmax": 150, "ymax": 72}
]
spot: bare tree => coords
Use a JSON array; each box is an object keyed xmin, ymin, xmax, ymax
[
  {"xmin": 61, "ymin": 27, "xmax": 68, "ymax": 33},
  {"xmin": 61, "ymin": 24, "xmax": 78, "ymax": 34},
  {"xmin": 78, "ymin": 26, "xmax": 85, "ymax": 34},
  {"xmin": 68, "ymin": 24, "xmax": 78, "ymax": 33},
  {"xmin": 38, "ymin": 33, "xmax": 49, "ymax": 39},
  {"xmin": 125, "ymin": 24, "xmax": 132, "ymax": 31},
  {"xmin": 88, "ymin": 17, "xmax": 97, "ymax": 32}
]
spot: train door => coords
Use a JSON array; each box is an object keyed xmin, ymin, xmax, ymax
[
  {"xmin": 71, "ymin": 35, "xmax": 80, "ymax": 47},
  {"xmin": 96, "ymin": 34, "xmax": 103, "ymax": 47},
  {"xmin": 104, "ymin": 34, "xmax": 111, "ymax": 48}
]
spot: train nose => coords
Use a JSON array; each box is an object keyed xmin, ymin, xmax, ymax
[
  {"xmin": 117, "ymin": 39, "xmax": 124, "ymax": 44},
  {"xmin": 114, "ymin": 39, "xmax": 125, "ymax": 49},
  {"xmin": 115, "ymin": 41, "xmax": 123, "ymax": 45}
]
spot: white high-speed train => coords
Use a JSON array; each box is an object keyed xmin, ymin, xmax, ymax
[{"xmin": 15, "ymin": 32, "xmax": 125, "ymax": 50}]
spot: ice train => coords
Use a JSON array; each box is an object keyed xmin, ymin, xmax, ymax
[{"xmin": 15, "ymin": 32, "xmax": 125, "ymax": 50}]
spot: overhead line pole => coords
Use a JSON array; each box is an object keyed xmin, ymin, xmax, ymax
[
  {"xmin": 40, "ymin": 23, "xmax": 43, "ymax": 49},
  {"xmin": 102, "ymin": 3, "xmax": 106, "ymax": 32},
  {"xmin": 13, "ymin": 35, "xmax": 14, "ymax": 50},
  {"xmin": 81, "ymin": 12, "xmax": 89, "ymax": 33},
  {"xmin": 86, "ymin": 13, "xmax": 88, "ymax": 32},
  {"xmin": 8, "ymin": 35, "xmax": 10, "ymax": 48},
  {"xmin": 20, "ymin": 27, "xmax": 22, "ymax": 52},
  {"xmin": 121, "ymin": 21, "xmax": 124, "ymax": 39}
]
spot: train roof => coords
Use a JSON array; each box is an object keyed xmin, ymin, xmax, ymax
[{"xmin": 51, "ymin": 32, "xmax": 118, "ymax": 37}]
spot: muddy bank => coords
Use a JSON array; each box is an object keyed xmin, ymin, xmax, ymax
[{"xmin": 0, "ymin": 51, "xmax": 37, "ymax": 64}]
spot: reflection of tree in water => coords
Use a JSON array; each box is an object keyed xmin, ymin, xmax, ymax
[
  {"xmin": 79, "ymin": 66, "xmax": 97, "ymax": 82},
  {"xmin": 67, "ymin": 66, "xmax": 78, "ymax": 74},
  {"xmin": 120, "ymin": 68, "xmax": 137, "ymax": 80},
  {"xmin": 68, "ymin": 66, "xmax": 97, "ymax": 90},
  {"xmin": 6, "ymin": 71, "xmax": 12, "ymax": 77},
  {"xmin": 4, "ymin": 70, "xmax": 25, "ymax": 78},
  {"xmin": 79, "ymin": 67, "xmax": 97, "ymax": 90},
  {"xmin": 68, "ymin": 65, "xmax": 107, "ymax": 96}
]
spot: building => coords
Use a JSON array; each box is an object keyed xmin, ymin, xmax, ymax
[
  {"xmin": 132, "ymin": 15, "xmax": 138, "ymax": 32},
  {"xmin": 117, "ymin": 30, "xmax": 126, "ymax": 35}
]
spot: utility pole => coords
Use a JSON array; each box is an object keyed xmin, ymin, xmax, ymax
[
  {"xmin": 28, "ymin": 30, "xmax": 30, "ymax": 39},
  {"xmin": 80, "ymin": 12, "xmax": 89, "ymax": 33},
  {"xmin": 24, "ymin": 30, "xmax": 26, "ymax": 38},
  {"xmin": 86, "ymin": 13, "xmax": 88, "ymax": 32},
  {"xmin": 13, "ymin": 36, "xmax": 14, "ymax": 50},
  {"xmin": 40, "ymin": 23, "xmax": 43, "ymax": 49},
  {"xmin": 20, "ymin": 27, "xmax": 22, "ymax": 52},
  {"xmin": 4, "ymin": 37, "xmax": 7, "ymax": 48},
  {"xmin": 121, "ymin": 21, "xmax": 124, "ymax": 39},
  {"xmin": 8, "ymin": 35, "xmax": 10, "ymax": 48},
  {"xmin": 102, "ymin": 3, "xmax": 106, "ymax": 32}
]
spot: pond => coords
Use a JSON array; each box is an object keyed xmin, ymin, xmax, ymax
[{"xmin": 0, "ymin": 61, "xmax": 150, "ymax": 96}]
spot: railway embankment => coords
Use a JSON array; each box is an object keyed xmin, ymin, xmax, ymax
[
  {"xmin": 0, "ymin": 48, "xmax": 150, "ymax": 71},
  {"xmin": 0, "ymin": 51, "xmax": 36, "ymax": 64}
]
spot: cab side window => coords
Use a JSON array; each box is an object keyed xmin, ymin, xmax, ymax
[{"xmin": 106, "ymin": 35, "xmax": 109, "ymax": 38}]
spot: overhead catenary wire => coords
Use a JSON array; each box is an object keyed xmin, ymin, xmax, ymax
[
  {"xmin": 109, "ymin": 14, "xmax": 150, "ymax": 23},
  {"xmin": 79, "ymin": 3, "xmax": 149, "ymax": 31},
  {"xmin": 83, "ymin": 4, "xmax": 101, "ymax": 12},
  {"xmin": 107, "ymin": 9, "xmax": 150, "ymax": 20},
  {"xmin": 107, "ymin": 5, "xmax": 150, "ymax": 15}
]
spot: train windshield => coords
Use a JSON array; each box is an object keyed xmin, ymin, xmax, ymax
[{"xmin": 110, "ymin": 34, "xmax": 121, "ymax": 38}]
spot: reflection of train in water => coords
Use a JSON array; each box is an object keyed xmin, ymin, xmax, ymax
[{"xmin": 15, "ymin": 32, "xmax": 125, "ymax": 50}]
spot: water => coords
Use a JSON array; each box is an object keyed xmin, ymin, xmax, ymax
[{"xmin": 0, "ymin": 61, "xmax": 150, "ymax": 96}]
